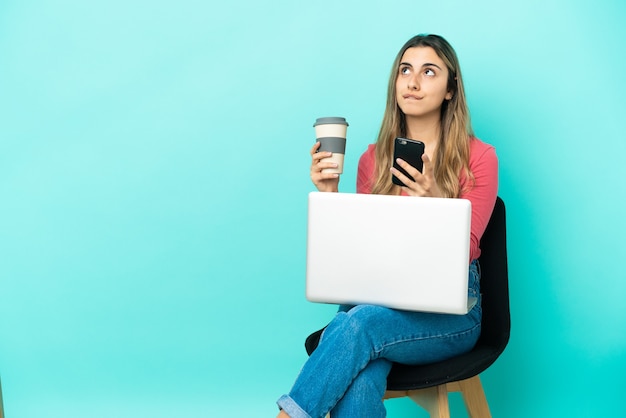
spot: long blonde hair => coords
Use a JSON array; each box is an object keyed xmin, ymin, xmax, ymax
[{"xmin": 370, "ymin": 34, "xmax": 474, "ymax": 198}]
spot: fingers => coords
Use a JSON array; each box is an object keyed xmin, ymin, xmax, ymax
[
  {"xmin": 311, "ymin": 142, "xmax": 339, "ymax": 191},
  {"xmin": 392, "ymin": 158, "xmax": 420, "ymax": 183},
  {"xmin": 313, "ymin": 163, "xmax": 339, "ymax": 177},
  {"xmin": 421, "ymin": 153, "xmax": 435, "ymax": 178},
  {"xmin": 390, "ymin": 161, "xmax": 412, "ymax": 187},
  {"xmin": 311, "ymin": 144, "xmax": 337, "ymax": 173},
  {"xmin": 310, "ymin": 141, "xmax": 321, "ymax": 156},
  {"xmin": 311, "ymin": 142, "xmax": 330, "ymax": 166},
  {"xmin": 309, "ymin": 141, "xmax": 340, "ymax": 192},
  {"xmin": 391, "ymin": 157, "xmax": 436, "ymax": 197}
]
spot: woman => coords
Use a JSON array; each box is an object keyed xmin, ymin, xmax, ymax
[{"xmin": 277, "ymin": 34, "xmax": 498, "ymax": 418}]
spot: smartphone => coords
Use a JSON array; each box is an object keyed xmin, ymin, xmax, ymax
[{"xmin": 392, "ymin": 137, "xmax": 425, "ymax": 186}]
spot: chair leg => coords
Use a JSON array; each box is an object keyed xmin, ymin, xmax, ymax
[
  {"xmin": 384, "ymin": 376, "xmax": 492, "ymax": 418},
  {"xmin": 456, "ymin": 376, "xmax": 491, "ymax": 418},
  {"xmin": 406, "ymin": 385, "xmax": 450, "ymax": 418}
]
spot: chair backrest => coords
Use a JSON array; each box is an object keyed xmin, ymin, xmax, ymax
[{"xmin": 475, "ymin": 196, "xmax": 510, "ymax": 352}]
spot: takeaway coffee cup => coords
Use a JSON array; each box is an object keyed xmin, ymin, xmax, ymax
[{"xmin": 313, "ymin": 117, "xmax": 349, "ymax": 174}]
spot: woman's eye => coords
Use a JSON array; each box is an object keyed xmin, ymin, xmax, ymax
[
  {"xmin": 424, "ymin": 68, "xmax": 435, "ymax": 76},
  {"xmin": 400, "ymin": 67, "xmax": 411, "ymax": 75}
]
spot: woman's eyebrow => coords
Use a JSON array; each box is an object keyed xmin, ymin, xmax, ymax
[
  {"xmin": 399, "ymin": 61, "xmax": 443, "ymax": 70},
  {"xmin": 422, "ymin": 62, "xmax": 443, "ymax": 70}
]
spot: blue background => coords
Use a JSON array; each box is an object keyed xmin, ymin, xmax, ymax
[{"xmin": 1, "ymin": 0, "xmax": 625, "ymax": 416}]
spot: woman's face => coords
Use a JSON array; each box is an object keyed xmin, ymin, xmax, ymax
[{"xmin": 395, "ymin": 46, "xmax": 452, "ymax": 119}]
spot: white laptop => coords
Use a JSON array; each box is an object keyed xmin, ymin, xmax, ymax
[{"xmin": 306, "ymin": 192, "xmax": 475, "ymax": 315}]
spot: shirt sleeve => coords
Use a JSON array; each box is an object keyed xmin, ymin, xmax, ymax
[
  {"xmin": 461, "ymin": 139, "xmax": 499, "ymax": 261},
  {"xmin": 357, "ymin": 144, "xmax": 376, "ymax": 194}
]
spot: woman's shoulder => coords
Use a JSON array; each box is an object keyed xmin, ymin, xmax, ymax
[
  {"xmin": 469, "ymin": 136, "xmax": 497, "ymax": 162},
  {"xmin": 363, "ymin": 143, "xmax": 377, "ymax": 154},
  {"xmin": 469, "ymin": 136, "xmax": 495, "ymax": 152},
  {"xmin": 358, "ymin": 143, "xmax": 377, "ymax": 162}
]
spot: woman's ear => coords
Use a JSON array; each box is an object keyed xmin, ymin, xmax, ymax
[{"xmin": 446, "ymin": 76, "xmax": 458, "ymax": 100}]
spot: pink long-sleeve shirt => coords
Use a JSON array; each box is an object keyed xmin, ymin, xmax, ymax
[{"xmin": 356, "ymin": 137, "xmax": 498, "ymax": 262}]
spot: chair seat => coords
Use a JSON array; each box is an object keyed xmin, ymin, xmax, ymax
[{"xmin": 385, "ymin": 344, "xmax": 504, "ymax": 391}]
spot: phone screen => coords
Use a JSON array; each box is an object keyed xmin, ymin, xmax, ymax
[{"xmin": 392, "ymin": 137, "xmax": 425, "ymax": 186}]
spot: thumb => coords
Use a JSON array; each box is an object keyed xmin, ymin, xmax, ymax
[{"xmin": 421, "ymin": 153, "xmax": 434, "ymax": 175}]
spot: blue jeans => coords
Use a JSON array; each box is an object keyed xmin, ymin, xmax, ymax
[{"xmin": 277, "ymin": 260, "xmax": 482, "ymax": 418}]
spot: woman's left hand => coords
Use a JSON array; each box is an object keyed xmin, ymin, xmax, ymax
[{"xmin": 390, "ymin": 154, "xmax": 443, "ymax": 197}]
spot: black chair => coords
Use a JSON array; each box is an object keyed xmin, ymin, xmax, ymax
[{"xmin": 305, "ymin": 197, "xmax": 510, "ymax": 417}]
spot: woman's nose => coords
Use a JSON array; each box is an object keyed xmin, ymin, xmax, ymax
[{"xmin": 408, "ymin": 74, "xmax": 420, "ymax": 90}]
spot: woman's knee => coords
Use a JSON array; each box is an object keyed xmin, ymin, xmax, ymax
[
  {"xmin": 343, "ymin": 305, "xmax": 393, "ymax": 335},
  {"xmin": 323, "ymin": 305, "xmax": 389, "ymax": 344}
]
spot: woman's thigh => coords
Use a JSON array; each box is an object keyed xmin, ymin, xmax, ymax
[{"xmin": 337, "ymin": 304, "xmax": 481, "ymax": 365}]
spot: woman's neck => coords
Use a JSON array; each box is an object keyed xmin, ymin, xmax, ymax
[{"xmin": 405, "ymin": 115, "xmax": 442, "ymax": 158}]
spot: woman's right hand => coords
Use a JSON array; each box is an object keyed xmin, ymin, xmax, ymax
[{"xmin": 310, "ymin": 142, "xmax": 339, "ymax": 192}]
